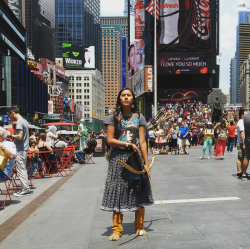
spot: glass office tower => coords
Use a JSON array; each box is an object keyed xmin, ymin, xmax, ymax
[
  {"xmin": 55, "ymin": 0, "xmax": 101, "ymax": 71},
  {"xmin": 25, "ymin": 0, "xmax": 55, "ymax": 61},
  {"xmin": 124, "ymin": 0, "xmax": 128, "ymax": 16}
]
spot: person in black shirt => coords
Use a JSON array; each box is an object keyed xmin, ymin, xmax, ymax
[
  {"xmin": 75, "ymin": 135, "xmax": 97, "ymax": 163},
  {"xmin": 84, "ymin": 135, "xmax": 97, "ymax": 154}
]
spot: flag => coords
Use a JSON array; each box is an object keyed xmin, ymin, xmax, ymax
[{"xmin": 146, "ymin": 0, "xmax": 160, "ymax": 21}]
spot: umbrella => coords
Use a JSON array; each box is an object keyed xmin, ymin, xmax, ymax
[{"xmin": 41, "ymin": 122, "xmax": 77, "ymax": 126}]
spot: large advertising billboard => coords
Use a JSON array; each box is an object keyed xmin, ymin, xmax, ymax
[
  {"xmin": 158, "ymin": 51, "xmax": 211, "ymax": 74},
  {"xmin": 158, "ymin": 89, "xmax": 212, "ymax": 105},
  {"xmin": 158, "ymin": 0, "xmax": 211, "ymax": 50},
  {"xmin": 5, "ymin": 0, "xmax": 22, "ymax": 22},
  {"xmin": 62, "ymin": 43, "xmax": 95, "ymax": 69},
  {"xmin": 131, "ymin": 66, "xmax": 153, "ymax": 97},
  {"xmin": 128, "ymin": 39, "xmax": 145, "ymax": 79}
]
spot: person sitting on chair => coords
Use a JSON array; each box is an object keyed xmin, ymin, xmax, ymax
[
  {"xmin": 0, "ymin": 127, "xmax": 16, "ymax": 179},
  {"xmin": 75, "ymin": 135, "xmax": 97, "ymax": 163}
]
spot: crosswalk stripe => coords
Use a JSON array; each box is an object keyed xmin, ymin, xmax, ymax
[{"xmin": 154, "ymin": 197, "xmax": 241, "ymax": 204}]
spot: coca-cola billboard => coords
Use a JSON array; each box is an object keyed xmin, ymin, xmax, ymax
[
  {"xmin": 130, "ymin": 0, "xmax": 145, "ymax": 44},
  {"xmin": 158, "ymin": 51, "xmax": 212, "ymax": 75},
  {"xmin": 159, "ymin": 0, "xmax": 211, "ymax": 49}
]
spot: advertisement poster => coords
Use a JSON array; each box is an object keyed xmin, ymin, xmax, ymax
[
  {"xmin": 95, "ymin": 139, "xmax": 103, "ymax": 150},
  {"xmin": 158, "ymin": 89, "xmax": 212, "ymax": 105},
  {"xmin": 62, "ymin": 43, "xmax": 95, "ymax": 69},
  {"xmin": 128, "ymin": 39, "xmax": 145, "ymax": 79},
  {"xmin": 76, "ymin": 104, "xmax": 83, "ymax": 120},
  {"xmin": 48, "ymin": 101, "xmax": 53, "ymax": 114},
  {"xmin": 132, "ymin": 68, "xmax": 144, "ymax": 96},
  {"xmin": 158, "ymin": 0, "xmax": 211, "ymax": 49},
  {"xmin": 129, "ymin": 0, "xmax": 145, "ymax": 44},
  {"xmin": 158, "ymin": 51, "xmax": 211, "ymax": 74}
]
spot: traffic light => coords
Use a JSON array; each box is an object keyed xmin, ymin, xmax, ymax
[
  {"xmin": 93, "ymin": 110, "xmax": 96, "ymax": 116},
  {"xmin": 34, "ymin": 113, "xmax": 38, "ymax": 119}
]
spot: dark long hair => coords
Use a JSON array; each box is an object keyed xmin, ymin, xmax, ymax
[{"xmin": 113, "ymin": 88, "xmax": 139, "ymax": 126}]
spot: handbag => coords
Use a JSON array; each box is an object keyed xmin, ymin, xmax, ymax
[
  {"xmin": 0, "ymin": 150, "xmax": 7, "ymax": 171},
  {"xmin": 218, "ymin": 133, "xmax": 227, "ymax": 140},
  {"xmin": 121, "ymin": 152, "xmax": 144, "ymax": 193},
  {"xmin": 105, "ymin": 113, "xmax": 136, "ymax": 161}
]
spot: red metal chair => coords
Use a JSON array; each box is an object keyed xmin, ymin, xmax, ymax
[
  {"xmin": 0, "ymin": 174, "xmax": 14, "ymax": 209},
  {"xmin": 52, "ymin": 148, "xmax": 68, "ymax": 177},
  {"xmin": 37, "ymin": 149, "xmax": 54, "ymax": 178}
]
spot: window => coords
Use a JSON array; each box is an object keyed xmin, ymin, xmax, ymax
[
  {"xmin": 71, "ymin": 83, "xmax": 74, "ymax": 87},
  {"xmin": 76, "ymin": 95, "xmax": 82, "ymax": 99}
]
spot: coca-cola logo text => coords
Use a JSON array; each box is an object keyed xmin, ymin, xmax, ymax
[
  {"xmin": 192, "ymin": 0, "xmax": 210, "ymax": 41},
  {"xmin": 160, "ymin": 3, "xmax": 179, "ymax": 9}
]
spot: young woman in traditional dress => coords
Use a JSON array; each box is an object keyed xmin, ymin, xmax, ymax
[{"xmin": 101, "ymin": 88, "xmax": 154, "ymax": 241}]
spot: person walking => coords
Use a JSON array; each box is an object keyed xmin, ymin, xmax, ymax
[
  {"xmin": 243, "ymin": 110, "xmax": 250, "ymax": 180},
  {"xmin": 101, "ymin": 88, "xmax": 153, "ymax": 241},
  {"xmin": 169, "ymin": 123, "xmax": 178, "ymax": 155},
  {"xmin": 214, "ymin": 120, "xmax": 228, "ymax": 159},
  {"xmin": 179, "ymin": 121, "xmax": 190, "ymax": 154},
  {"xmin": 199, "ymin": 122, "xmax": 214, "ymax": 160},
  {"xmin": 6, "ymin": 107, "xmax": 31, "ymax": 196},
  {"xmin": 226, "ymin": 120, "xmax": 237, "ymax": 152},
  {"xmin": 148, "ymin": 127, "xmax": 157, "ymax": 155},
  {"xmin": 236, "ymin": 109, "xmax": 248, "ymax": 179}
]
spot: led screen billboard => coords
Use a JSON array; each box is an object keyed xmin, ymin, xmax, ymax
[
  {"xmin": 158, "ymin": 89, "xmax": 211, "ymax": 105},
  {"xmin": 158, "ymin": 51, "xmax": 211, "ymax": 74},
  {"xmin": 128, "ymin": 39, "xmax": 145, "ymax": 79},
  {"xmin": 158, "ymin": 0, "xmax": 211, "ymax": 50},
  {"xmin": 62, "ymin": 43, "xmax": 95, "ymax": 69}
]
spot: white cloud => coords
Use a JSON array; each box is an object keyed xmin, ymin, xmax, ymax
[{"xmin": 100, "ymin": 0, "xmax": 124, "ymax": 16}]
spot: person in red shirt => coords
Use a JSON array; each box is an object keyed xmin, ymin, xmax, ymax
[
  {"xmin": 6, "ymin": 121, "xmax": 16, "ymax": 141},
  {"xmin": 227, "ymin": 120, "xmax": 237, "ymax": 152}
]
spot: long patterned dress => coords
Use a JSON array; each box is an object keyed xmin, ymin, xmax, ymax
[{"xmin": 101, "ymin": 113, "xmax": 154, "ymax": 213}]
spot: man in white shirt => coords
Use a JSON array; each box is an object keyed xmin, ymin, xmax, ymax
[{"xmin": 236, "ymin": 108, "xmax": 248, "ymax": 179}]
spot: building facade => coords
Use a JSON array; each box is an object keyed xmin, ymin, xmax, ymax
[
  {"xmin": 64, "ymin": 69, "xmax": 105, "ymax": 122},
  {"xmin": 239, "ymin": 54, "xmax": 250, "ymax": 110},
  {"xmin": 55, "ymin": 0, "xmax": 101, "ymax": 71},
  {"xmin": 101, "ymin": 25, "xmax": 123, "ymax": 113},
  {"xmin": 0, "ymin": 1, "xmax": 48, "ymax": 123},
  {"xmin": 25, "ymin": 0, "xmax": 55, "ymax": 62},
  {"xmin": 236, "ymin": 4, "xmax": 250, "ymax": 102},
  {"xmin": 230, "ymin": 56, "xmax": 237, "ymax": 104},
  {"xmin": 101, "ymin": 16, "xmax": 128, "ymax": 39}
]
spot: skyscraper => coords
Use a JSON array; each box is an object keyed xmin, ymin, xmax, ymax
[
  {"xmin": 124, "ymin": 0, "xmax": 128, "ymax": 16},
  {"xmin": 236, "ymin": 4, "xmax": 250, "ymax": 102},
  {"xmin": 55, "ymin": 0, "xmax": 101, "ymax": 71},
  {"xmin": 25, "ymin": 0, "xmax": 55, "ymax": 61},
  {"xmin": 101, "ymin": 17, "xmax": 128, "ymax": 39},
  {"xmin": 230, "ymin": 56, "xmax": 237, "ymax": 104},
  {"xmin": 101, "ymin": 25, "xmax": 123, "ymax": 112}
]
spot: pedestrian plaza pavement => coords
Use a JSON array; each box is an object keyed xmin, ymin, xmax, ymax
[{"xmin": 1, "ymin": 146, "xmax": 250, "ymax": 248}]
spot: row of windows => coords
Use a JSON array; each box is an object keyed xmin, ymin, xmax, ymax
[{"xmin": 69, "ymin": 83, "xmax": 90, "ymax": 87}]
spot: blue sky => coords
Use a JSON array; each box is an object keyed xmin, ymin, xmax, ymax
[{"xmin": 101, "ymin": 0, "xmax": 250, "ymax": 95}]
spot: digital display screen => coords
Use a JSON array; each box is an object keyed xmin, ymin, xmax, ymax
[
  {"xmin": 158, "ymin": 0, "xmax": 211, "ymax": 50},
  {"xmin": 158, "ymin": 51, "xmax": 212, "ymax": 74},
  {"xmin": 158, "ymin": 89, "xmax": 212, "ymax": 105}
]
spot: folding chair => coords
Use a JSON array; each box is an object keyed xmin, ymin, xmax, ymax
[
  {"xmin": 83, "ymin": 146, "xmax": 96, "ymax": 164},
  {"xmin": 52, "ymin": 148, "xmax": 69, "ymax": 177},
  {"xmin": 37, "ymin": 149, "xmax": 54, "ymax": 178},
  {"xmin": 0, "ymin": 172, "xmax": 14, "ymax": 209}
]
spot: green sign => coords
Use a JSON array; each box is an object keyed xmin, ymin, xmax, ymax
[{"xmin": 43, "ymin": 116, "xmax": 53, "ymax": 119}]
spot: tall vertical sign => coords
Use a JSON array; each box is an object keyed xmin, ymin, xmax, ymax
[
  {"xmin": 121, "ymin": 37, "xmax": 127, "ymax": 88},
  {"xmin": 5, "ymin": 0, "xmax": 22, "ymax": 22}
]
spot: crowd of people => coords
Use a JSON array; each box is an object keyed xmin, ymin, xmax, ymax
[
  {"xmin": 0, "ymin": 107, "xmax": 98, "ymax": 198},
  {"xmin": 146, "ymin": 102, "xmax": 240, "ymax": 158}
]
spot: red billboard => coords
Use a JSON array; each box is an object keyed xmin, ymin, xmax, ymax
[
  {"xmin": 158, "ymin": 51, "xmax": 212, "ymax": 74},
  {"xmin": 158, "ymin": 0, "xmax": 211, "ymax": 49}
]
